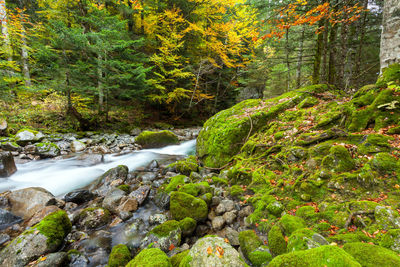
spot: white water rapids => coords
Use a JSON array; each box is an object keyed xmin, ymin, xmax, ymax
[{"xmin": 0, "ymin": 140, "xmax": 196, "ymax": 196}]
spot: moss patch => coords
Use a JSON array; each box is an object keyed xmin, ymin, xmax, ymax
[
  {"xmin": 135, "ymin": 130, "xmax": 179, "ymax": 148},
  {"xmin": 108, "ymin": 244, "xmax": 132, "ymax": 267},
  {"xmin": 169, "ymin": 191, "xmax": 208, "ymax": 222},
  {"xmin": 126, "ymin": 248, "xmax": 172, "ymax": 267},
  {"xmin": 343, "ymin": 242, "xmax": 400, "ymax": 267}
]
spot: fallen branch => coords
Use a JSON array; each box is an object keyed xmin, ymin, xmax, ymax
[{"xmin": 344, "ymin": 210, "xmax": 374, "ymax": 229}]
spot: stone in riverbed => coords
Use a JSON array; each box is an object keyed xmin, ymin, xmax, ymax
[
  {"xmin": 0, "ymin": 208, "xmax": 22, "ymax": 230},
  {"xmin": 71, "ymin": 140, "xmax": 86, "ymax": 152},
  {"xmin": 7, "ymin": 187, "xmax": 55, "ymax": 219},
  {"xmin": 77, "ymin": 207, "xmax": 111, "ymax": 230},
  {"xmin": 0, "ymin": 142, "xmax": 20, "ymax": 152},
  {"xmin": 135, "ymin": 130, "xmax": 179, "ymax": 148},
  {"xmin": 169, "ymin": 192, "xmax": 208, "ymax": 222},
  {"xmin": 35, "ymin": 142, "xmax": 60, "ymax": 158},
  {"xmin": 64, "ymin": 189, "xmax": 95, "ymax": 204},
  {"xmin": 88, "ymin": 165, "xmax": 129, "ymax": 196},
  {"xmin": 15, "ymin": 129, "xmax": 44, "ymax": 145},
  {"xmin": 0, "ymin": 152, "xmax": 17, "ymax": 177},
  {"xmin": 0, "ymin": 210, "xmax": 71, "ymax": 267},
  {"xmin": 129, "ymin": 186, "xmax": 150, "ymax": 206}
]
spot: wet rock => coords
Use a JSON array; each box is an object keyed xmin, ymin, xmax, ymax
[
  {"xmin": 7, "ymin": 187, "xmax": 55, "ymax": 219},
  {"xmin": 68, "ymin": 251, "xmax": 89, "ymax": 267},
  {"xmin": 154, "ymin": 191, "xmax": 170, "ymax": 209},
  {"xmin": 147, "ymin": 160, "xmax": 159, "ymax": 170},
  {"xmin": 212, "ymin": 216, "xmax": 225, "ymax": 230},
  {"xmin": 76, "ymin": 154, "xmax": 104, "ymax": 166},
  {"xmin": 71, "ymin": 140, "xmax": 86, "ymax": 152},
  {"xmin": 102, "ymin": 188, "xmax": 126, "ymax": 213},
  {"xmin": 88, "ymin": 145, "xmax": 110, "ymax": 154},
  {"xmin": 55, "ymin": 140, "xmax": 70, "ymax": 151},
  {"xmin": 135, "ymin": 130, "xmax": 179, "ymax": 148},
  {"xmin": 0, "ymin": 211, "xmax": 71, "ymax": 267},
  {"xmin": 15, "ymin": 129, "xmax": 44, "ymax": 145},
  {"xmin": 186, "ymin": 236, "xmax": 245, "ymax": 266},
  {"xmin": 141, "ymin": 220, "xmax": 182, "ymax": 253},
  {"xmin": 0, "ymin": 233, "xmax": 10, "ymax": 246},
  {"xmin": 149, "ymin": 214, "xmax": 168, "ymax": 225},
  {"xmin": 129, "ymin": 186, "xmax": 150, "ymax": 206},
  {"xmin": 64, "ymin": 189, "xmax": 95, "ymax": 204},
  {"xmin": 0, "ymin": 208, "xmax": 21, "ymax": 230},
  {"xmin": 116, "ymin": 197, "xmax": 138, "ymax": 219},
  {"xmin": 0, "ymin": 152, "xmax": 17, "ymax": 177},
  {"xmin": 139, "ymin": 172, "xmax": 157, "ymax": 184},
  {"xmin": 223, "ymin": 211, "xmax": 237, "ymax": 225},
  {"xmin": 27, "ymin": 205, "xmax": 60, "ymax": 227},
  {"xmin": 78, "ymin": 207, "xmax": 111, "ymax": 230},
  {"xmin": 35, "ymin": 143, "xmax": 60, "ymax": 158},
  {"xmin": 88, "ymin": 165, "xmax": 128, "ymax": 196},
  {"xmin": 36, "ymin": 252, "xmax": 67, "ymax": 267},
  {"xmin": 1, "ymin": 142, "xmax": 20, "ymax": 152}
]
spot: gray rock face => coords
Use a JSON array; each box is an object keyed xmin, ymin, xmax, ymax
[
  {"xmin": 7, "ymin": 187, "xmax": 55, "ymax": 219},
  {"xmin": 35, "ymin": 143, "xmax": 60, "ymax": 158},
  {"xmin": 71, "ymin": 140, "xmax": 86, "ymax": 152},
  {"xmin": 88, "ymin": 165, "xmax": 128, "ymax": 196},
  {"xmin": 15, "ymin": 130, "xmax": 44, "ymax": 145},
  {"xmin": 223, "ymin": 211, "xmax": 237, "ymax": 225},
  {"xmin": 102, "ymin": 188, "xmax": 126, "ymax": 214},
  {"xmin": 129, "ymin": 186, "xmax": 150, "ymax": 206},
  {"xmin": 0, "ymin": 208, "xmax": 21, "ymax": 230},
  {"xmin": 154, "ymin": 191, "xmax": 170, "ymax": 209},
  {"xmin": 64, "ymin": 189, "xmax": 95, "ymax": 204},
  {"xmin": 149, "ymin": 214, "xmax": 168, "ymax": 225},
  {"xmin": 37, "ymin": 252, "xmax": 67, "ymax": 267},
  {"xmin": 375, "ymin": 206, "xmax": 400, "ymax": 229},
  {"xmin": 212, "ymin": 216, "xmax": 225, "ymax": 230},
  {"xmin": 141, "ymin": 222, "xmax": 182, "ymax": 253},
  {"xmin": 1, "ymin": 142, "xmax": 20, "ymax": 152},
  {"xmin": 0, "ymin": 152, "xmax": 17, "ymax": 177},
  {"xmin": 187, "ymin": 236, "xmax": 245, "ymax": 267}
]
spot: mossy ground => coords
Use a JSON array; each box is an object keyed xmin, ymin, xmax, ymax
[{"xmin": 108, "ymin": 244, "xmax": 132, "ymax": 267}]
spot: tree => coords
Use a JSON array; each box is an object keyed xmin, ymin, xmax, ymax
[{"xmin": 380, "ymin": 0, "xmax": 400, "ymax": 70}]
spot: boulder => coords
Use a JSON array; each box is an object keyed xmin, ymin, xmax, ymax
[
  {"xmin": 88, "ymin": 165, "xmax": 129, "ymax": 196},
  {"xmin": 343, "ymin": 242, "xmax": 400, "ymax": 267},
  {"xmin": 35, "ymin": 252, "xmax": 68, "ymax": 267},
  {"xmin": 0, "ymin": 208, "xmax": 22, "ymax": 230},
  {"xmin": 7, "ymin": 187, "xmax": 55, "ymax": 219},
  {"xmin": 0, "ymin": 152, "xmax": 17, "ymax": 177},
  {"xmin": 126, "ymin": 248, "xmax": 171, "ymax": 267},
  {"xmin": 102, "ymin": 188, "xmax": 126, "ymax": 214},
  {"xmin": 77, "ymin": 207, "xmax": 111, "ymax": 230},
  {"xmin": 108, "ymin": 244, "xmax": 132, "ymax": 267},
  {"xmin": 0, "ymin": 142, "xmax": 20, "ymax": 152},
  {"xmin": 169, "ymin": 191, "xmax": 208, "ymax": 222},
  {"xmin": 129, "ymin": 186, "xmax": 150, "ymax": 206},
  {"xmin": 76, "ymin": 154, "xmax": 104, "ymax": 166},
  {"xmin": 141, "ymin": 220, "xmax": 182, "ymax": 253},
  {"xmin": 135, "ymin": 130, "xmax": 179, "ymax": 148},
  {"xmin": 64, "ymin": 189, "xmax": 95, "ymax": 204},
  {"xmin": 71, "ymin": 140, "xmax": 86, "ymax": 152},
  {"xmin": 287, "ymin": 228, "xmax": 329, "ymax": 252},
  {"xmin": 0, "ymin": 211, "xmax": 71, "ymax": 267},
  {"xmin": 0, "ymin": 118, "xmax": 7, "ymax": 135},
  {"xmin": 182, "ymin": 236, "xmax": 245, "ymax": 267},
  {"xmin": 26, "ymin": 205, "xmax": 61, "ymax": 227},
  {"xmin": 35, "ymin": 143, "xmax": 60, "ymax": 158},
  {"xmin": 15, "ymin": 129, "xmax": 44, "ymax": 145}
]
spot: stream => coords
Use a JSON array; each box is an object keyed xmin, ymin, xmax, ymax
[{"xmin": 0, "ymin": 140, "xmax": 196, "ymax": 196}]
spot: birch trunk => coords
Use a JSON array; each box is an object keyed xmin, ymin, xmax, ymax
[
  {"xmin": 380, "ymin": 0, "xmax": 400, "ymax": 71},
  {"xmin": 0, "ymin": 0, "xmax": 12, "ymax": 63},
  {"xmin": 21, "ymin": 24, "xmax": 31, "ymax": 86}
]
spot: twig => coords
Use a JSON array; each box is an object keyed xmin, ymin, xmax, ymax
[
  {"xmin": 245, "ymin": 114, "xmax": 254, "ymax": 143},
  {"xmin": 344, "ymin": 210, "xmax": 374, "ymax": 229}
]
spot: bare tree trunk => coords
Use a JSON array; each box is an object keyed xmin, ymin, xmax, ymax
[
  {"xmin": 0, "ymin": 1, "xmax": 12, "ymax": 63},
  {"xmin": 296, "ymin": 25, "xmax": 306, "ymax": 88},
  {"xmin": 313, "ymin": 20, "xmax": 324, "ymax": 84},
  {"xmin": 140, "ymin": 0, "xmax": 145, "ymax": 34},
  {"xmin": 321, "ymin": 19, "xmax": 329, "ymax": 83},
  {"xmin": 380, "ymin": 0, "xmax": 400, "ymax": 71},
  {"xmin": 98, "ymin": 54, "xmax": 104, "ymax": 116},
  {"xmin": 353, "ymin": 0, "xmax": 368, "ymax": 86},
  {"xmin": 21, "ymin": 24, "xmax": 31, "ymax": 87},
  {"xmin": 328, "ymin": 23, "xmax": 337, "ymax": 85},
  {"xmin": 285, "ymin": 27, "xmax": 291, "ymax": 91}
]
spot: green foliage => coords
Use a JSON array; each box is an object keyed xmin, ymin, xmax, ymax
[{"xmin": 108, "ymin": 244, "xmax": 132, "ymax": 267}]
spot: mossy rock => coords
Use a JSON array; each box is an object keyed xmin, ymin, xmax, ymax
[
  {"xmin": 295, "ymin": 206, "xmax": 318, "ymax": 222},
  {"xmin": 268, "ymin": 225, "xmax": 287, "ymax": 256},
  {"xmin": 370, "ymin": 152, "xmax": 399, "ymax": 175},
  {"xmin": 267, "ymin": 201, "xmax": 284, "ymax": 217},
  {"xmin": 343, "ymin": 242, "xmax": 400, "ymax": 267},
  {"xmin": 379, "ymin": 229, "xmax": 400, "ymax": 253},
  {"xmin": 169, "ymin": 192, "xmax": 208, "ymax": 222},
  {"xmin": 278, "ymin": 214, "xmax": 306, "ymax": 236},
  {"xmin": 322, "ymin": 145, "xmax": 355, "ymax": 172},
  {"xmin": 78, "ymin": 207, "xmax": 111, "ymax": 229},
  {"xmin": 287, "ymin": 228, "xmax": 328, "ymax": 252},
  {"xmin": 179, "ymin": 217, "xmax": 197, "ymax": 236},
  {"xmin": 164, "ymin": 175, "xmax": 187, "ymax": 194},
  {"xmin": 170, "ymin": 250, "xmax": 189, "ymax": 267},
  {"xmin": 150, "ymin": 220, "xmax": 180, "ymax": 238},
  {"xmin": 168, "ymin": 156, "xmax": 198, "ymax": 176},
  {"xmin": 135, "ymin": 130, "xmax": 179, "ymax": 148},
  {"xmin": 126, "ymin": 248, "xmax": 172, "ymax": 267},
  {"xmin": 238, "ymin": 230, "xmax": 263, "ymax": 261},
  {"xmin": 34, "ymin": 142, "xmax": 60, "ymax": 158},
  {"xmin": 268, "ymin": 245, "xmax": 361, "ymax": 267},
  {"xmin": 376, "ymin": 63, "xmax": 400, "ymax": 87},
  {"xmin": 117, "ymin": 184, "xmax": 130, "ymax": 193},
  {"xmin": 229, "ymin": 185, "xmax": 244, "ymax": 198},
  {"xmin": 35, "ymin": 210, "xmax": 71, "ymax": 248},
  {"xmin": 358, "ymin": 134, "xmax": 392, "ymax": 154},
  {"xmin": 248, "ymin": 246, "xmax": 272, "ymax": 267},
  {"xmin": 108, "ymin": 244, "xmax": 132, "ymax": 267},
  {"xmin": 298, "ymin": 96, "xmax": 319, "ymax": 109}
]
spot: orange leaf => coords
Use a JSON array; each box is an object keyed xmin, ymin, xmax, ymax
[
  {"xmin": 169, "ymin": 244, "xmax": 175, "ymax": 251},
  {"xmin": 207, "ymin": 247, "xmax": 213, "ymax": 255}
]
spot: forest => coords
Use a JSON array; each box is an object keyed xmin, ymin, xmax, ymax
[{"xmin": 0, "ymin": 0, "xmax": 384, "ymax": 132}]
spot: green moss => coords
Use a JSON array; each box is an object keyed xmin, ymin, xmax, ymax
[
  {"xmin": 268, "ymin": 225, "xmax": 287, "ymax": 256},
  {"xmin": 33, "ymin": 210, "xmax": 71, "ymax": 248},
  {"xmin": 117, "ymin": 184, "xmax": 130, "ymax": 193},
  {"xmin": 165, "ymin": 175, "xmax": 186, "ymax": 194},
  {"xmin": 287, "ymin": 228, "xmax": 319, "ymax": 252},
  {"xmin": 377, "ymin": 63, "xmax": 400, "ymax": 87},
  {"xmin": 229, "ymin": 185, "xmax": 244, "ymax": 198},
  {"xmin": 126, "ymin": 248, "xmax": 172, "ymax": 267},
  {"xmin": 322, "ymin": 145, "xmax": 355, "ymax": 172},
  {"xmin": 248, "ymin": 246, "xmax": 272, "ymax": 267},
  {"xmin": 328, "ymin": 232, "xmax": 372, "ymax": 244},
  {"xmin": 170, "ymin": 191, "xmax": 208, "ymax": 222},
  {"xmin": 370, "ymin": 153, "xmax": 399, "ymax": 175},
  {"xmin": 298, "ymin": 96, "xmax": 319, "ymax": 109},
  {"xmin": 343, "ymin": 242, "xmax": 400, "ymax": 267},
  {"xmin": 295, "ymin": 206, "xmax": 318, "ymax": 222},
  {"xmin": 179, "ymin": 184, "xmax": 200, "ymax": 196},
  {"xmin": 200, "ymin": 193, "xmax": 212, "ymax": 206},
  {"xmin": 279, "ymin": 215, "xmax": 306, "ymax": 236},
  {"xmin": 168, "ymin": 156, "xmax": 199, "ymax": 176},
  {"xmin": 150, "ymin": 220, "xmax": 180, "ymax": 238},
  {"xmin": 268, "ymin": 245, "xmax": 361, "ymax": 267},
  {"xmin": 108, "ymin": 244, "xmax": 132, "ymax": 267},
  {"xmin": 358, "ymin": 134, "xmax": 392, "ymax": 154},
  {"xmin": 171, "ymin": 250, "xmax": 189, "ymax": 267},
  {"xmin": 78, "ymin": 207, "xmax": 111, "ymax": 228},
  {"xmin": 238, "ymin": 230, "xmax": 263, "ymax": 260},
  {"xmin": 135, "ymin": 130, "xmax": 179, "ymax": 149},
  {"xmin": 211, "ymin": 176, "xmax": 229, "ymax": 186},
  {"xmin": 267, "ymin": 201, "xmax": 284, "ymax": 217},
  {"xmin": 379, "ymin": 229, "xmax": 400, "ymax": 252},
  {"xmin": 178, "ymin": 217, "xmax": 197, "ymax": 236}
]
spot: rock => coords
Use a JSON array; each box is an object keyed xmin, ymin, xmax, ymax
[
  {"xmin": 239, "ymin": 206, "xmax": 253, "ymax": 218},
  {"xmin": 1, "ymin": 142, "xmax": 20, "ymax": 152},
  {"xmin": 71, "ymin": 140, "xmax": 86, "ymax": 152},
  {"xmin": 78, "ymin": 208, "xmax": 111, "ymax": 230},
  {"xmin": 129, "ymin": 186, "xmax": 150, "ymax": 206},
  {"xmin": 0, "ymin": 211, "xmax": 71, "ymax": 267},
  {"xmin": 0, "ymin": 118, "xmax": 7, "ymax": 135},
  {"xmin": 139, "ymin": 172, "xmax": 157, "ymax": 183},
  {"xmin": 268, "ymin": 245, "xmax": 360, "ymax": 267},
  {"xmin": 36, "ymin": 252, "xmax": 67, "ymax": 267},
  {"xmin": 184, "ymin": 236, "xmax": 245, "ymax": 266},
  {"xmin": 221, "ymin": 199, "xmax": 235, "ymax": 212},
  {"xmin": 135, "ymin": 130, "xmax": 179, "ymax": 148},
  {"xmin": 375, "ymin": 206, "xmax": 400, "ymax": 229},
  {"xmin": 64, "ymin": 189, "xmax": 95, "ymax": 204},
  {"xmin": 89, "ymin": 145, "xmax": 110, "ymax": 154},
  {"xmin": 88, "ymin": 165, "xmax": 129, "ymax": 196},
  {"xmin": 7, "ymin": 187, "xmax": 55, "ymax": 219},
  {"xmin": 130, "ymin": 128, "xmax": 142, "ymax": 136},
  {"xmin": 154, "ymin": 191, "xmax": 170, "ymax": 209},
  {"xmin": 223, "ymin": 211, "xmax": 237, "ymax": 225},
  {"xmin": 225, "ymin": 227, "xmax": 240, "ymax": 246},
  {"xmin": 179, "ymin": 217, "xmax": 197, "ymax": 237},
  {"xmin": 287, "ymin": 228, "xmax": 328, "ymax": 252},
  {"xmin": 102, "ymin": 188, "xmax": 126, "ymax": 214},
  {"xmin": 142, "ymin": 220, "xmax": 182, "ymax": 252},
  {"xmin": 26, "ymin": 205, "xmax": 60, "ymax": 227},
  {"xmin": 149, "ymin": 214, "xmax": 168, "ymax": 225},
  {"xmin": 15, "ymin": 129, "xmax": 44, "ymax": 145},
  {"xmin": 0, "ymin": 208, "xmax": 21, "ymax": 230},
  {"xmin": 215, "ymin": 203, "xmax": 226, "ymax": 215},
  {"xmin": 55, "ymin": 140, "xmax": 70, "ymax": 151},
  {"xmin": 116, "ymin": 197, "xmax": 138, "ymax": 216},
  {"xmin": 34, "ymin": 143, "xmax": 60, "ymax": 158},
  {"xmin": 170, "ymin": 191, "xmax": 208, "ymax": 222},
  {"xmin": 278, "ymin": 214, "xmax": 306, "ymax": 236},
  {"xmin": 147, "ymin": 160, "xmax": 159, "ymax": 170},
  {"xmin": 68, "ymin": 251, "xmax": 89, "ymax": 267},
  {"xmin": 126, "ymin": 248, "xmax": 171, "ymax": 266},
  {"xmin": 0, "ymin": 152, "xmax": 17, "ymax": 177},
  {"xmin": 108, "ymin": 244, "xmax": 132, "ymax": 267},
  {"xmin": 212, "ymin": 216, "xmax": 225, "ymax": 230},
  {"xmin": 343, "ymin": 242, "xmax": 400, "ymax": 267},
  {"xmin": 268, "ymin": 225, "xmax": 287, "ymax": 256},
  {"xmin": 76, "ymin": 154, "xmax": 104, "ymax": 166},
  {"xmin": 0, "ymin": 233, "xmax": 10, "ymax": 246}
]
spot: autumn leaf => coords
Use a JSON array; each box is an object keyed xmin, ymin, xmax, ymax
[
  {"xmin": 207, "ymin": 246, "xmax": 213, "ymax": 255},
  {"xmin": 169, "ymin": 244, "xmax": 175, "ymax": 251}
]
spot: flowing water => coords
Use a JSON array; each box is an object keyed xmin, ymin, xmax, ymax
[{"xmin": 0, "ymin": 140, "xmax": 196, "ymax": 196}]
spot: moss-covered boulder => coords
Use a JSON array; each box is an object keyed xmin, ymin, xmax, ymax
[
  {"xmin": 322, "ymin": 145, "xmax": 355, "ymax": 172},
  {"xmin": 287, "ymin": 228, "xmax": 329, "ymax": 252},
  {"xmin": 169, "ymin": 192, "xmax": 208, "ymax": 222},
  {"xmin": 0, "ymin": 210, "xmax": 71, "ymax": 266},
  {"xmin": 268, "ymin": 225, "xmax": 287, "ymax": 256},
  {"xmin": 343, "ymin": 242, "xmax": 400, "ymax": 267},
  {"xmin": 238, "ymin": 230, "xmax": 271, "ymax": 266},
  {"xmin": 164, "ymin": 175, "xmax": 187, "ymax": 194},
  {"xmin": 135, "ymin": 130, "xmax": 179, "ymax": 148},
  {"xmin": 268, "ymin": 245, "xmax": 361, "ymax": 267},
  {"xmin": 168, "ymin": 156, "xmax": 198, "ymax": 176},
  {"xmin": 142, "ymin": 220, "xmax": 182, "ymax": 253},
  {"xmin": 88, "ymin": 165, "xmax": 129, "ymax": 196},
  {"xmin": 108, "ymin": 244, "xmax": 132, "ymax": 267},
  {"xmin": 15, "ymin": 129, "xmax": 44, "ymax": 145},
  {"xmin": 279, "ymin": 214, "xmax": 306, "ymax": 236},
  {"xmin": 35, "ymin": 142, "xmax": 60, "ymax": 158},
  {"xmin": 179, "ymin": 217, "xmax": 197, "ymax": 236},
  {"xmin": 170, "ymin": 250, "xmax": 189, "ymax": 267},
  {"xmin": 379, "ymin": 229, "xmax": 400, "ymax": 253},
  {"xmin": 78, "ymin": 207, "xmax": 111, "ymax": 230},
  {"xmin": 126, "ymin": 248, "xmax": 171, "ymax": 267}
]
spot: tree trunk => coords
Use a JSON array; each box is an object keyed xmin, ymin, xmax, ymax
[
  {"xmin": 328, "ymin": 23, "xmax": 337, "ymax": 85},
  {"xmin": 320, "ymin": 19, "xmax": 329, "ymax": 83},
  {"xmin": 140, "ymin": 0, "xmax": 145, "ymax": 34},
  {"xmin": 97, "ymin": 54, "xmax": 104, "ymax": 116},
  {"xmin": 296, "ymin": 25, "xmax": 306, "ymax": 88},
  {"xmin": 0, "ymin": 1, "xmax": 12, "ymax": 63},
  {"xmin": 380, "ymin": 0, "xmax": 400, "ymax": 71},
  {"xmin": 285, "ymin": 27, "xmax": 291, "ymax": 91},
  {"xmin": 313, "ymin": 20, "xmax": 324, "ymax": 84},
  {"xmin": 21, "ymin": 24, "xmax": 31, "ymax": 87}
]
